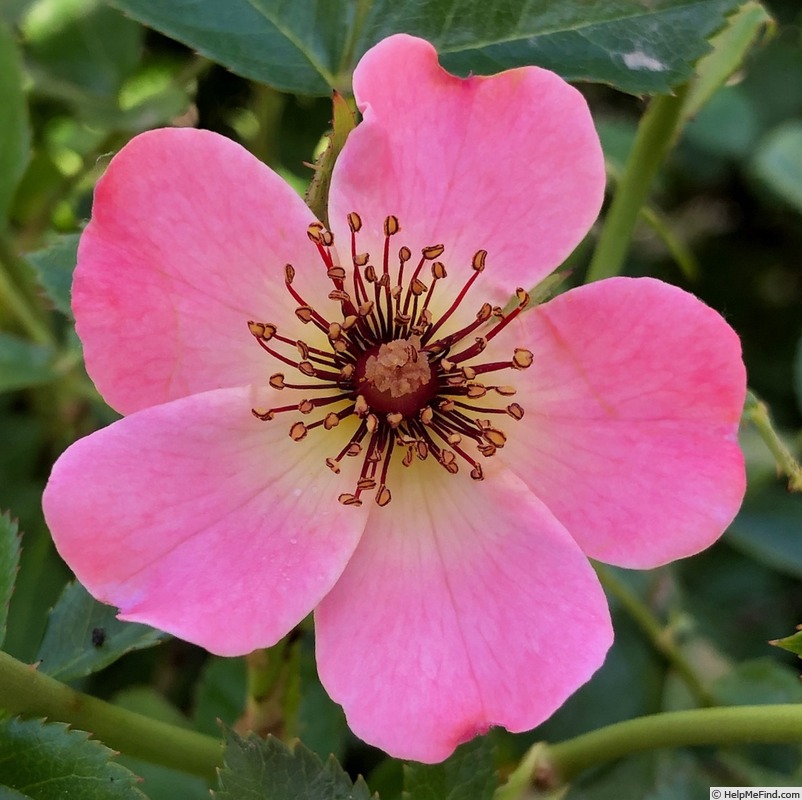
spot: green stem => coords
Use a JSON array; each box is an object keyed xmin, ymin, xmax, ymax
[
  {"xmin": 744, "ymin": 390, "xmax": 802, "ymax": 491},
  {"xmin": 0, "ymin": 231, "xmax": 54, "ymax": 346},
  {"xmin": 585, "ymin": 84, "xmax": 690, "ymax": 283},
  {"xmin": 546, "ymin": 705, "xmax": 802, "ymax": 784},
  {"xmin": 593, "ymin": 565, "xmax": 714, "ymax": 706},
  {"xmin": 0, "ymin": 650, "xmax": 222, "ymax": 780}
]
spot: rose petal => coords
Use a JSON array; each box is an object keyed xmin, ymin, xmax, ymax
[
  {"xmin": 74, "ymin": 128, "xmax": 328, "ymax": 415},
  {"xmin": 315, "ymin": 460, "xmax": 612, "ymax": 762},
  {"xmin": 43, "ymin": 387, "xmax": 369, "ymax": 655},
  {"xmin": 501, "ymin": 277, "xmax": 746, "ymax": 568},
  {"xmin": 329, "ymin": 34, "xmax": 604, "ymax": 302}
]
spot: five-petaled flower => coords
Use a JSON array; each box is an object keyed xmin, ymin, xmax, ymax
[{"xmin": 43, "ymin": 34, "xmax": 746, "ymax": 762}]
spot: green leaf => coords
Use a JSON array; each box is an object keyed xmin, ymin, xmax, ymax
[
  {"xmin": 108, "ymin": 0, "xmax": 741, "ymax": 97},
  {"xmin": 294, "ymin": 637, "xmax": 348, "ymax": 762},
  {"xmin": 726, "ymin": 485, "xmax": 802, "ymax": 580},
  {"xmin": 404, "ymin": 737, "xmax": 496, "ymax": 800},
  {"xmin": 0, "ymin": 513, "xmax": 21, "ymax": 648},
  {"xmin": 108, "ymin": 0, "xmax": 351, "ymax": 96},
  {"xmin": 0, "ymin": 333, "xmax": 57, "ymax": 393},
  {"xmin": 751, "ymin": 121, "xmax": 802, "ymax": 213},
  {"xmin": 193, "ymin": 656, "xmax": 247, "ymax": 737},
  {"xmin": 213, "ymin": 730, "xmax": 373, "ymax": 800},
  {"xmin": 682, "ymin": 0, "xmax": 773, "ymax": 121},
  {"xmin": 371, "ymin": 0, "xmax": 743, "ymax": 96},
  {"xmin": 35, "ymin": 581, "xmax": 167, "ymax": 682},
  {"xmin": 23, "ymin": 0, "xmax": 144, "ymax": 124},
  {"xmin": 771, "ymin": 630, "xmax": 802, "ymax": 658},
  {"xmin": 0, "ymin": 717, "xmax": 146, "ymax": 799},
  {"xmin": 0, "ymin": 19, "xmax": 31, "ymax": 221},
  {"xmin": 714, "ymin": 658, "xmax": 802, "ymax": 705},
  {"xmin": 25, "ymin": 234, "xmax": 80, "ymax": 317}
]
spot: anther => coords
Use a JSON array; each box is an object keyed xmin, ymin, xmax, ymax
[
  {"xmin": 420, "ymin": 407, "xmax": 434, "ymax": 425},
  {"xmin": 321, "ymin": 230, "xmax": 334, "ymax": 247},
  {"xmin": 386, "ymin": 412, "xmax": 403, "ymax": 428},
  {"xmin": 269, "ymin": 373, "xmax": 285, "ymax": 389},
  {"xmin": 482, "ymin": 428, "xmax": 507, "ymax": 448},
  {"xmin": 376, "ymin": 485, "xmax": 392, "ymax": 506},
  {"xmin": 516, "ymin": 287, "xmax": 530, "ymax": 307},
  {"xmin": 422, "ymin": 244, "xmax": 445, "ymax": 260},
  {"xmin": 307, "ymin": 223, "xmax": 324, "ymax": 243},
  {"xmin": 399, "ymin": 246, "xmax": 412, "ymax": 263},
  {"xmin": 494, "ymin": 386, "xmax": 517, "ymax": 396},
  {"xmin": 326, "ymin": 458, "xmax": 341, "ymax": 474},
  {"xmin": 466, "ymin": 384, "xmax": 487, "ymax": 399},
  {"xmin": 512, "ymin": 348, "xmax": 534, "ymax": 369},
  {"xmin": 472, "ymin": 250, "xmax": 487, "ymax": 271},
  {"xmin": 324, "ymin": 412, "xmax": 340, "ymax": 430},
  {"xmin": 327, "ymin": 266, "xmax": 346, "ymax": 281},
  {"xmin": 295, "ymin": 307, "xmax": 314, "ymax": 323},
  {"xmin": 354, "ymin": 395, "xmax": 369, "ymax": 417},
  {"xmin": 298, "ymin": 361, "xmax": 315, "ymax": 376},
  {"xmin": 354, "ymin": 252, "xmax": 370, "ymax": 267},
  {"xmin": 348, "ymin": 212, "xmax": 362, "ymax": 232},
  {"xmin": 507, "ymin": 403, "xmax": 524, "ymax": 420},
  {"xmin": 432, "ymin": 261, "xmax": 447, "ymax": 280},
  {"xmin": 284, "ymin": 264, "xmax": 296, "ymax": 283},
  {"xmin": 338, "ymin": 493, "xmax": 363, "ymax": 507},
  {"xmin": 298, "ymin": 399, "xmax": 314, "ymax": 414},
  {"xmin": 410, "ymin": 278, "xmax": 427, "ymax": 296},
  {"xmin": 248, "ymin": 321, "xmax": 277, "ymax": 340},
  {"xmin": 384, "ymin": 216, "xmax": 400, "ymax": 236},
  {"xmin": 290, "ymin": 422, "xmax": 307, "ymax": 441}
]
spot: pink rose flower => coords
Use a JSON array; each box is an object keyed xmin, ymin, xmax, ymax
[{"xmin": 43, "ymin": 35, "xmax": 746, "ymax": 762}]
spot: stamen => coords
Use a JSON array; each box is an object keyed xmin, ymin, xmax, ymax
[{"xmin": 249, "ymin": 214, "xmax": 530, "ymax": 508}]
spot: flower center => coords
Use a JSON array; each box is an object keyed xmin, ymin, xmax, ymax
[
  {"xmin": 356, "ymin": 337, "xmax": 438, "ymax": 416},
  {"xmin": 247, "ymin": 213, "xmax": 533, "ymax": 508}
]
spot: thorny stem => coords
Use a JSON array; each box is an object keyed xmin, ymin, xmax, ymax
[
  {"xmin": 0, "ymin": 650, "xmax": 222, "ymax": 780},
  {"xmin": 593, "ymin": 564, "xmax": 715, "ymax": 706},
  {"xmin": 744, "ymin": 390, "xmax": 802, "ymax": 491},
  {"xmin": 585, "ymin": 84, "xmax": 691, "ymax": 283}
]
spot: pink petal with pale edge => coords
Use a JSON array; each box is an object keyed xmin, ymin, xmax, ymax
[
  {"xmin": 315, "ymin": 460, "xmax": 612, "ymax": 762},
  {"xmin": 74, "ymin": 128, "xmax": 325, "ymax": 415},
  {"xmin": 43, "ymin": 387, "xmax": 369, "ymax": 655},
  {"xmin": 500, "ymin": 277, "xmax": 746, "ymax": 568},
  {"xmin": 329, "ymin": 34, "xmax": 605, "ymax": 302}
]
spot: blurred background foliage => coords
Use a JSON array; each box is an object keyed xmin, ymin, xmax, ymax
[{"xmin": 0, "ymin": 0, "xmax": 801, "ymax": 797}]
